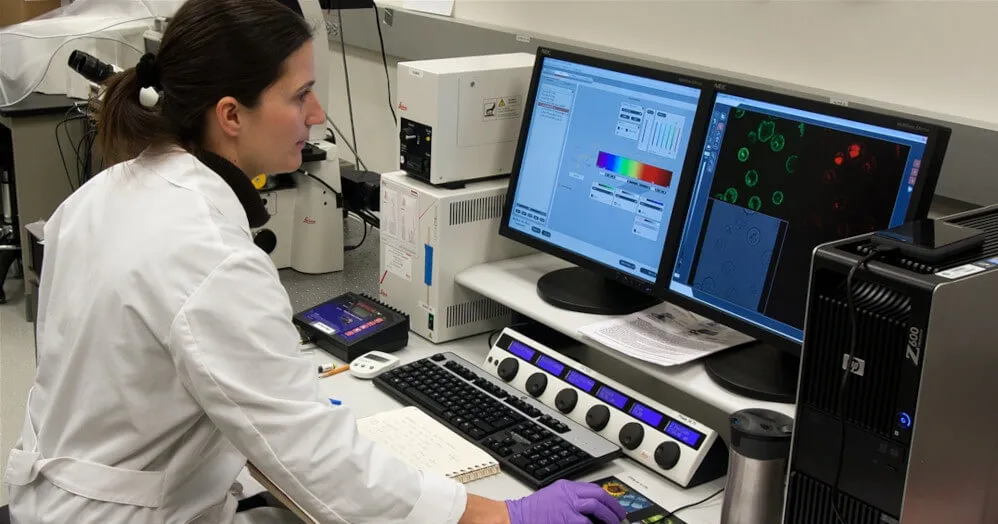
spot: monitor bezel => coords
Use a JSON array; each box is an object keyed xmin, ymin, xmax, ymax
[
  {"xmin": 656, "ymin": 81, "xmax": 952, "ymax": 355},
  {"xmin": 498, "ymin": 46, "xmax": 715, "ymax": 295}
]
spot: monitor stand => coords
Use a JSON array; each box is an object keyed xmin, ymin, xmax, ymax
[
  {"xmin": 536, "ymin": 267, "xmax": 661, "ymax": 315},
  {"xmin": 704, "ymin": 343, "xmax": 799, "ymax": 403}
]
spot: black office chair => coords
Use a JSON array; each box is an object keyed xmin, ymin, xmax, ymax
[{"xmin": 0, "ymin": 504, "xmax": 10, "ymax": 524}]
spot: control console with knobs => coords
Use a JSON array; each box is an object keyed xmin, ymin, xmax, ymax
[{"xmin": 484, "ymin": 328, "xmax": 729, "ymax": 488}]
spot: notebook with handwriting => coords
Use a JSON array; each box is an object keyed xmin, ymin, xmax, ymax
[{"xmin": 357, "ymin": 406, "xmax": 500, "ymax": 483}]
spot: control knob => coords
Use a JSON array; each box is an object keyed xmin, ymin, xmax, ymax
[
  {"xmin": 554, "ymin": 389, "xmax": 578, "ymax": 413},
  {"xmin": 619, "ymin": 422, "xmax": 645, "ymax": 450},
  {"xmin": 654, "ymin": 442, "xmax": 681, "ymax": 470},
  {"xmin": 586, "ymin": 405, "xmax": 611, "ymax": 431},
  {"xmin": 525, "ymin": 373, "xmax": 548, "ymax": 397},
  {"xmin": 497, "ymin": 358, "xmax": 519, "ymax": 382}
]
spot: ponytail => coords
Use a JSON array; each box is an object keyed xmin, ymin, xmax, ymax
[{"xmin": 94, "ymin": 67, "xmax": 172, "ymax": 166}]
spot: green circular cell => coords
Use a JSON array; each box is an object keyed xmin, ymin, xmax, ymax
[
  {"xmin": 748, "ymin": 196, "xmax": 762, "ymax": 211},
  {"xmin": 747, "ymin": 131, "xmax": 758, "ymax": 144},
  {"xmin": 737, "ymin": 147, "xmax": 750, "ymax": 162},
  {"xmin": 770, "ymin": 134, "xmax": 786, "ymax": 152},
  {"xmin": 772, "ymin": 190, "xmax": 785, "ymax": 205},
  {"xmin": 745, "ymin": 169, "xmax": 759, "ymax": 188},
  {"xmin": 724, "ymin": 187, "xmax": 739, "ymax": 204},
  {"xmin": 785, "ymin": 154, "xmax": 798, "ymax": 174},
  {"xmin": 758, "ymin": 120, "xmax": 776, "ymax": 143},
  {"xmin": 733, "ymin": 108, "xmax": 746, "ymax": 119}
]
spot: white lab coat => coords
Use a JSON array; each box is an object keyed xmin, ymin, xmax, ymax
[{"xmin": 3, "ymin": 149, "xmax": 467, "ymax": 523}]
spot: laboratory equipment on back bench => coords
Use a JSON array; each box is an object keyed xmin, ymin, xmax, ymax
[
  {"xmin": 252, "ymin": 140, "xmax": 345, "ymax": 274},
  {"xmin": 378, "ymin": 170, "xmax": 534, "ymax": 343},
  {"xmin": 396, "ymin": 53, "xmax": 535, "ymax": 187}
]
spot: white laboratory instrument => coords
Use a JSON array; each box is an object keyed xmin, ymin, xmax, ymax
[
  {"xmin": 396, "ymin": 53, "xmax": 535, "ymax": 187},
  {"xmin": 349, "ymin": 351, "xmax": 401, "ymax": 379},
  {"xmin": 253, "ymin": 140, "xmax": 345, "ymax": 274},
  {"xmin": 378, "ymin": 170, "xmax": 535, "ymax": 343}
]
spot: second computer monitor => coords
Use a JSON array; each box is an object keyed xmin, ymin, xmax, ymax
[
  {"xmin": 500, "ymin": 48, "xmax": 710, "ymax": 314},
  {"xmin": 667, "ymin": 85, "xmax": 949, "ymax": 350}
]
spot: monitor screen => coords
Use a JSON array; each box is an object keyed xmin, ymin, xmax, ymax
[
  {"xmin": 668, "ymin": 91, "xmax": 940, "ymax": 344},
  {"xmin": 504, "ymin": 54, "xmax": 705, "ymax": 284}
]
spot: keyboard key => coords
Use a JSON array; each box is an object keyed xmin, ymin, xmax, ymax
[
  {"xmin": 473, "ymin": 420, "xmax": 496, "ymax": 434},
  {"xmin": 468, "ymin": 428, "xmax": 486, "ymax": 440},
  {"xmin": 430, "ymin": 354, "xmax": 445, "ymax": 361}
]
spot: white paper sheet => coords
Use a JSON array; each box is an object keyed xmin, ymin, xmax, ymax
[{"xmin": 578, "ymin": 302, "xmax": 753, "ymax": 367}]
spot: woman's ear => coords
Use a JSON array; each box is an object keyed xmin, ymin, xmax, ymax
[{"xmin": 214, "ymin": 96, "xmax": 243, "ymax": 138}]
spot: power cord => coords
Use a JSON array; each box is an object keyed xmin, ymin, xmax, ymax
[
  {"xmin": 664, "ymin": 487, "xmax": 724, "ymax": 520},
  {"xmin": 344, "ymin": 212, "xmax": 369, "ymax": 251},
  {"xmin": 830, "ymin": 245, "xmax": 897, "ymax": 524},
  {"xmin": 373, "ymin": 7, "xmax": 397, "ymax": 126},
  {"xmin": 335, "ymin": 7, "xmax": 362, "ymax": 171}
]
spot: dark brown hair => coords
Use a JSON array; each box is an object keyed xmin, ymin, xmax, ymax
[{"xmin": 95, "ymin": 0, "xmax": 313, "ymax": 165}]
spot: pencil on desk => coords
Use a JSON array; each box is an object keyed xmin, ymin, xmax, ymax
[{"xmin": 320, "ymin": 365, "xmax": 350, "ymax": 378}]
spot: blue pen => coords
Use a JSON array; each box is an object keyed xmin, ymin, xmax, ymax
[{"xmin": 328, "ymin": 398, "xmax": 342, "ymax": 406}]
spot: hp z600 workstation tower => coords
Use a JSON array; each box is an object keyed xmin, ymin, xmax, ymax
[{"xmin": 784, "ymin": 204, "xmax": 998, "ymax": 524}]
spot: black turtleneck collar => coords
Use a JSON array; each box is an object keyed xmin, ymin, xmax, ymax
[{"xmin": 194, "ymin": 150, "xmax": 270, "ymax": 229}]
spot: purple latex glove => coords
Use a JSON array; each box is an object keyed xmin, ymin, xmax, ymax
[{"xmin": 506, "ymin": 479, "xmax": 628, "ymax": 524}]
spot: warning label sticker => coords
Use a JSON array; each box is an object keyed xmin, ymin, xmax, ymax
[{"xmin": 483, "ymin": 95, "xmax": 521, "ymax": 121}]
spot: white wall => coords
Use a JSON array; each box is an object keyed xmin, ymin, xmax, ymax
[
  {"xmin": 326, "ymin": 38, "xmax": 402, "ymax": 173},
  {"xmin": 447, "ymin": 0, "xmax": 998, "ymax": 130}
]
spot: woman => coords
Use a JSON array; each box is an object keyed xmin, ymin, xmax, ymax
[{"xmin": 2, "ymin": 0, "xmax": 627, "ymax": 523}]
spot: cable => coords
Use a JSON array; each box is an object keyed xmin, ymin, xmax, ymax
[
  {"xmin": 335, "ymin": 7, "xmax": 361, "ymax": 170},
  {"xmin": 663, "ymin": 488, "xmax": 724, "ymax": 520},
  {"xmin": 299, "ymin": 169, "xmax": 341, "ymax": 201},
  {"xmin": 344, "ymin": 212, "xmax": 369, "ymax": 251},
  {"xmin": 325, "ymin": 116, "xmax": 368, "ymax": 171},
  {"xmin": 373, "ymin": 7, "xmax": 396, "ymax": 126},
  {"xmin": 830, "ymin": 245, "xmax": 897, "ymax": 524}
]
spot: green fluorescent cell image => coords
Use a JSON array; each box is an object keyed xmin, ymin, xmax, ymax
[
  {"xmin": 758, "ymin": 120, "xmax": 776, "ymax": 143},
  {"xmin": 785, "ymin": 154, "xmax": 798, "ymax": 174},
  {"xmin": 799, "ymin": 122, "xmax": 806, "ymax": 137},
  {"xmin": 724, "ymin": 187, "xmax": 739, "ymax": 203},
  {"xmin": 748, "ymin": 195, "xmax": 762, "ymax": 211},
  {"xmin": 772, "ymin": 190, "xmax": 785, "ymax": 206},
  {"xmin": 745, "ymin": 169, "xmax": 759, "ymax": 188},
  {"xmin": 770, "ymin": 134, "xmax": 786, "ymax": 152},
  {"xmin": 738, "ymin": 147, "xmax": 750, "ymax": 162},
  {"xmin": 747, "ymin": 130, "xmax": 758, "ymax": 144},
  {"xmin": 733, "ymin": 108, "xmax": 745, "ymax": 119}
]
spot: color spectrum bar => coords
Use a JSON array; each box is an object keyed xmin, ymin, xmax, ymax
[{"xmin": 597, "ymin": 152, "xmax": 672, "ymax": 187}]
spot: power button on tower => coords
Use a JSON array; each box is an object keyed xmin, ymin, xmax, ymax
[{"xmin": 898, "ymin": 412, "xmax": 912, "ymax": 429}]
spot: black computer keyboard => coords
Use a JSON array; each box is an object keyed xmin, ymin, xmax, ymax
[{"xmin": 374, "ymin": 352, "xmax": 622, "ymax": 489}]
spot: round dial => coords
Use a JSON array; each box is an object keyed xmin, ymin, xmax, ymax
[
  {"xmin": 525, "ymin": 373, "xmax": 548, "ymax": 397},
  {"xmin": 654, "ymin": 441, "xmax": 681, "ymax": 470},
  {"xmin": 586, "ymin": 405, "xmax": 611, "ymax": 431},
  {"xmin": 619, "ymin": 422, "xmax": 645, "ymax": 450},
  {"xmin": 555, "ymin": 389, "xmax": 578, "ymax": 413},
  {"xmin": 497, "ymin": 358, "xmax": 519, "ymax": 382}
]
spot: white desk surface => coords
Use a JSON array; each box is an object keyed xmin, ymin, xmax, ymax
[
  {"xmin": 455, "ymin": 253, "xmax": 795, "ymax": 421},
  {"xmin": 303, "ymin": 333, "xmax": 726, "ymax": 524}
]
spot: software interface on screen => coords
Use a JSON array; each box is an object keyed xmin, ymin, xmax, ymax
[
  {"xmin": 669, "ymin": 93, "xmax": 931, "ymax": 342},
  {"xmin": 506, "ymin": 57, "xmax": 703, "ymax": 282}
]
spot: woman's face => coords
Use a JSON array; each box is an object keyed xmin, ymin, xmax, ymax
[{"xmin": 239, "ymin": 41, "xmax": 325, "ymax": 175}]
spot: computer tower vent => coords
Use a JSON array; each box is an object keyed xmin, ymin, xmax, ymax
[
  {"xmin": 855, "ymin": 207, "xmax": 998, "ymax": 273},
  {"xmin": 802, "ymin": 277, "xmax": 911, "ymax": 437},
  {"xmin": 785, "ymin": 472, "xmax": 882, "ymax": 524},
  {"xmin": 446, "ymin": 297, "xmax": 511, "ymax": 328},
  {"xmin": 449, "ymin": 193, "xmax": 506, "ymax": 226}
]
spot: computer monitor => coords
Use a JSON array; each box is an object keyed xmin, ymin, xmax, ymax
[
  {"xmin": 499, "ymin": 48, "xmax": 711, "ymax": 315},
  {"xmin": 662, "ymin": 83, "xmax": 950, "ymax": 402}
]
